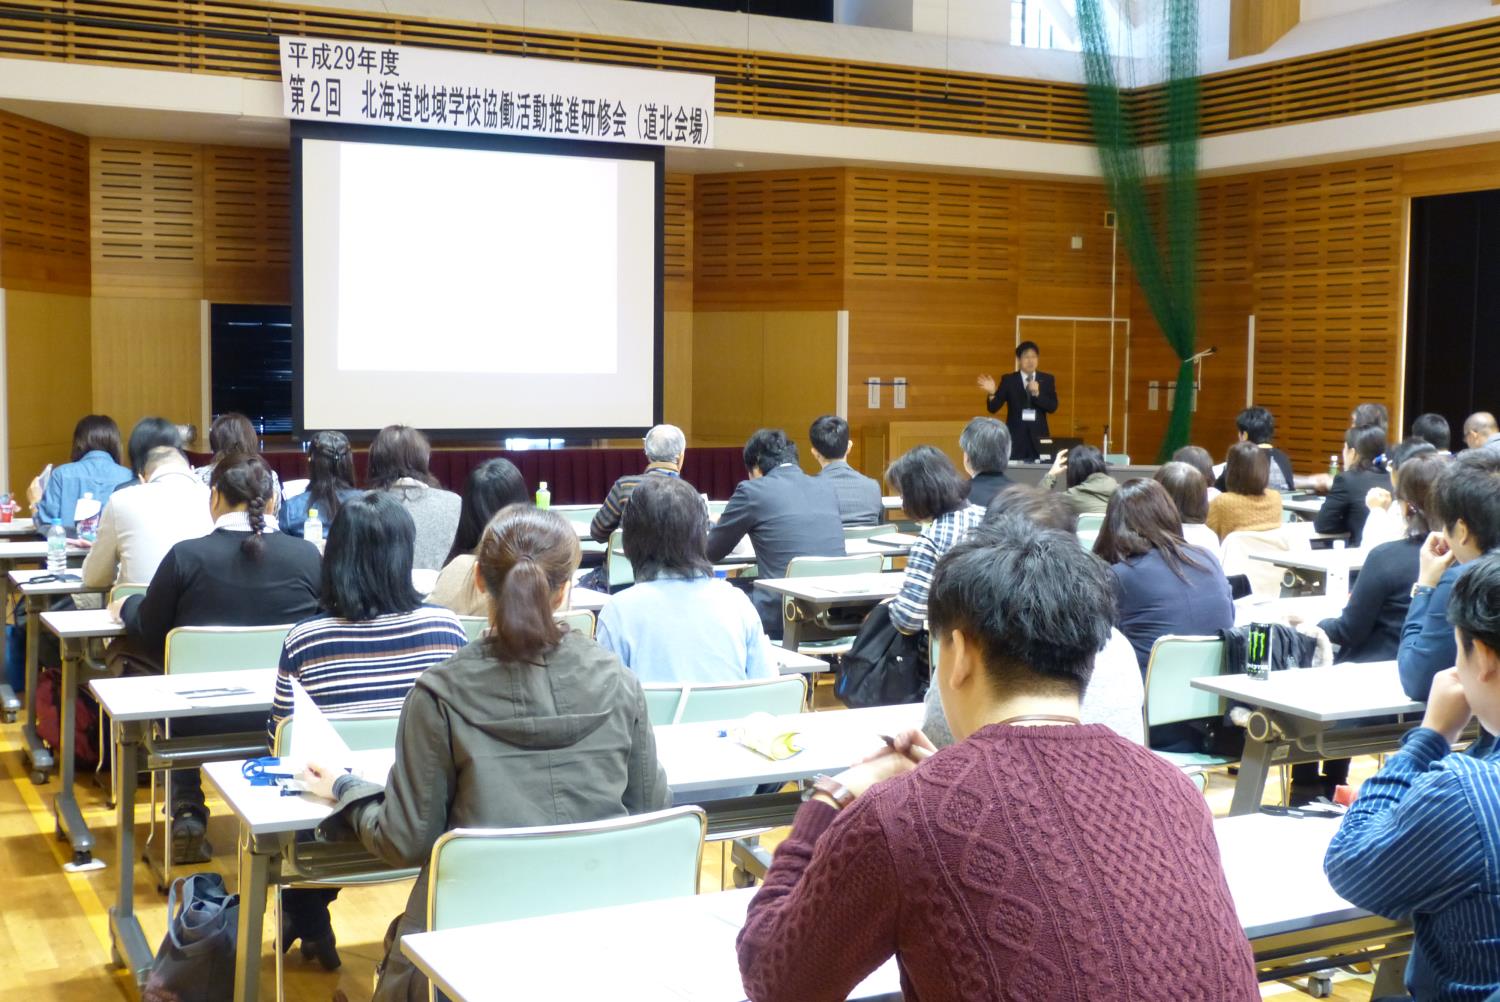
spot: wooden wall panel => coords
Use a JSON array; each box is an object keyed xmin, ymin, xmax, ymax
[
  {"xmin": 90, "ymin": 297, "xmax": 202, "ymax": 436},
  {"xmin": 0, "ymin": 110, "xmax": 89, "ymax": 295},
  {"xmin": 6, "ymin": 290, "xmax": 92, "ymax": 490},
  {"xmin": 664, "ymin": 172, "xmax": 693, "ymax": 313},
  {"xmin": 203, "ymin": 146, "xmax": 290, "ymax": 304},
  {"xmin": 90, "ymin": 140, "xmax": 203, "ymax": 297}
]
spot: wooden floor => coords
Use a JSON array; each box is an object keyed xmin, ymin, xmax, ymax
[{"xmin": 0, "ymin": 708, "xmax": 1382, "ymax": 1001}]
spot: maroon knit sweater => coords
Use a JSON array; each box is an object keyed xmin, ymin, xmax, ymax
[{"xmin": 737, "ymin": 723, "xmax": 1259, "ymax": 1001}]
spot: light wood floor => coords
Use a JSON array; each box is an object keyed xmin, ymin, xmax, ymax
[{"xmin": 0, "ymin": 708, "xmax": 1383, "ymax": 1001}]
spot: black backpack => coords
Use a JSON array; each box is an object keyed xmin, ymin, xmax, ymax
[{"xmin": 834, "ymin": 604, "xmax": 930, "ymax": 708}]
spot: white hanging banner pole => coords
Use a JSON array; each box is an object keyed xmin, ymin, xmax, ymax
[{"xmin": 279, "ymin": 36, "xmax": 716, "ymax": 149}]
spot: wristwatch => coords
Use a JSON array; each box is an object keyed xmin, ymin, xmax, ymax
[
  {"xmin": 806, "ymin": 773, "xmax": 856, "ymax": 811},
  {"xmin": 1411, "ymin": 583, "xmax": 1436, "ymax": 600}
]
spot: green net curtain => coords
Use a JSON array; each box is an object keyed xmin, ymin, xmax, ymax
[{"xmin": 1077, "ymin": 0, "xmax": 1201, "ymax": 461}]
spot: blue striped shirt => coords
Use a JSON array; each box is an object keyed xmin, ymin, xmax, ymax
[
  {"xmin": 1325, "ymin": 727, "xmax": 1500, "ymax": 1002},
  {"xmin": 268, "ymin": 605, "xmax": 469, "ymax": 742}
]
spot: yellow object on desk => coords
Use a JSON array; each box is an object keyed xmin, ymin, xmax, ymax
[{"xmin": 731, "ymin": 712, "xmax": 803, "ymax": 761}]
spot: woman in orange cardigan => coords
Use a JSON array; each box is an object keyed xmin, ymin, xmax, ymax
[{"xmin": 1206, "ymin": 441, "xmax": 1283, "ymax": 541}]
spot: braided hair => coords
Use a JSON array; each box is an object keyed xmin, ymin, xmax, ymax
[
  {"xmin": 210, "ymin": 452, "xmax": 276, "ymax": 559},
  {"xmin": 306, "ymin": 430, "xmax": 356, "ymax": 525}
]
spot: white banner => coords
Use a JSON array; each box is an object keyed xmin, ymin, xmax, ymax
[{"xmin": 279, "ymin": 36, "xmax": 715, "ymax": 148}]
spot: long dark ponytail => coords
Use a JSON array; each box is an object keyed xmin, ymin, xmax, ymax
[{"xmin": 474, "ymin": 505, "xmax": 581, "ymax": 663}]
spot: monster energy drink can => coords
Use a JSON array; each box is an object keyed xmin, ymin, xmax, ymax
[{"xmin": 1246, "ymin": 622, "xmax": 1273, "ymax": 680}]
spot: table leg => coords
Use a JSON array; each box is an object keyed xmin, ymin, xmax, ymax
[
  {"xmin": 0, "ymin": 565, "xmax": 17, "ymax": 722},
  {"xmin": 780, "ymin": 599, "xmax": 803, "ymax": 653},
  {"xmin": 233, "ymin": 824, "xmax": 271, "ymax": 1002},
  {"xmin": 53, "ymin": 636, "xmax": 95, "ymax": 866},
  {"xmin": 108, "ymin": 719, "xmax": 152, "ymax": 981},
  {"xmin": 20, "ymin": 593, "xmax": 54, "ymax": 782},
  {"xmin": 1229, "ymin": 737, "xmax": 1275, "ymax": 816}
]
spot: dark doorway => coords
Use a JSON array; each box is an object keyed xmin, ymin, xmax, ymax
[
  {"xmin": 210, "ymin": 304, "xmax": 293, "ymax": 436},
  {"xmin": 1405, "ymin": 190, "xmax": 1500, "ymax": 442}
]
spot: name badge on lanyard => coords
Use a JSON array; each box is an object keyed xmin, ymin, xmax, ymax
[{"xmin": 1022, "ymin": 409, "xmax": 1038, "ymax": 422}]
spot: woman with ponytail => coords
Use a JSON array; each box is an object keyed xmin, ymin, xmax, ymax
[
  {"xmin": 303, "ymin": 505, "xmax": 668, "ymax": 1002},
  {"xmin": 115, "ymin": 452, "xmax": 322, "ymax": 862}
]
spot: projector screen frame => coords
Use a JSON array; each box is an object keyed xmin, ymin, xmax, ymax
[{"xmin": 290, "ymin": 119, "xmax": 665, "ymax": 442}]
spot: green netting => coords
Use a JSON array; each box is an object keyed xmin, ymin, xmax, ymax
[{"xmin": 1077, "ymin": 0, "xmax": 1200, "ymax": 461}]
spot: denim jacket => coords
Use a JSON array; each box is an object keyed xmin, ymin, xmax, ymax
[{"xmin": 35, "ymin": 451, "xmax": 133, "ymax": 527}]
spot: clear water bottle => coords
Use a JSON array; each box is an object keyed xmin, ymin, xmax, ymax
[
  {"xmin": 535, "ymin": 481, "xmax": 551, "ymax": 510},
  {"xmin": 46, "ymin": 522, "xmax": 67, "ymax": 572},
  {"xmin": 1328, "ymin": 454, "xmax": 1339, "ymax": 479},
  {"xmin": 304, "ymin": 507, "xmax": 323, "ymax": 547}
]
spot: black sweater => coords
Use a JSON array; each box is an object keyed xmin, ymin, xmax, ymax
[
  {"xmin": 121, "ymin": 528, "xmax": 322, "ymax": 667},
  {"xmin": 1314, "ymin": 467, "xmax": 1392, "ymax": 548},
  {"xmin": 1316, "ymin": 536, "xmax": 1419, "ymax": 664}
]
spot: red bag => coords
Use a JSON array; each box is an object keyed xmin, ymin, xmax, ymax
[{"xmin": 35, "ymin": 666, "xmax": 100, "ymax": 769}]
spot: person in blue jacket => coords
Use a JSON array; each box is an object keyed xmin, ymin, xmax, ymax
[{"xmin": 29, "ymin": 414, "xmax": 133, "ymax": 528}]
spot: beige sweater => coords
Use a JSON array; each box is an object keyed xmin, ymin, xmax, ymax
[
  {"xmin": 428, "ymin": 553, "xmax": 486, "ymax": 617},
  {"xmin": 1206, "ymin": 489, "xmax": 1283, "ymax": 541}
]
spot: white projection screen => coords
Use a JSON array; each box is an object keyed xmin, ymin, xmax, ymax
[{"xmin": 293, "ymin": 123, "xmax": 662, "ymax": 436}]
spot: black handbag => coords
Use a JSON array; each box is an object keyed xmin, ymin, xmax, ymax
[
  {"xmin": 144, "ymin": 873, "xmax": 239, "ymax": 1002},
  {"xmin": 835, "ymin": 604, "xmax": 930, "ymax": 708}
]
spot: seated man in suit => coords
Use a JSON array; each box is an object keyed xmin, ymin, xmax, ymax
[
  {"xmin": 959, "ymin": 416, "xmax": 1013, "ymax": 508},
  {"xmin": 707, "ymin": 429, "xmax": 846, "ymax": 637},
  {"xmin": 978, "ymin": 340, "xmax": 1058, "ymax": 461},
  {"xmin": 808, "ymin": 414, "xmax": 882, "ymax": 527}
]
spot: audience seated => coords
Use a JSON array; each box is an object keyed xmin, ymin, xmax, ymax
[
  {"xmin": 1206, "ymin": 441, "xmax": 1284, "ymax": 541},
  {"xmin": 1464, "ymin": 411, "xmax": 1500, "ymax": 452},
  {"xmin": 597, "ymin": 476, "xmax": 770, "ymax": 684},
  {"xmin": 706, "ymin": 429, "xmax": 844, "ymax": 637},
  {"xmin": 114, "ymin": 453, "xmax": 321, "ymax": 862},
  {"xmin": 1410, "ymin": 412, "xmax": 1452, "ymax": 454},
  {"xmin": 1154, "ymin": 461, "xmax": 1219, "ymax": 554},
  {"xmin": 808, "ymin": 414, "xmax": 883, "ymax": 526},
  {"xmin": 31, "ymin": 414, "xmax": 133, "ymax": 528},
  {"xmin": 1358, "ymin": 439, "xmax": 1437, "ymax": 550},
  {"xmin": 1173, "ymin": 444, "xmax": 1221, "ymax": 501},
  {"xmin": 1040, "ymin": 444, "xmax": 1117, "ymax": 515},
  {"xmin": 1315, "ymin": 424, "xmax": 1392, "ymax": 547},
  {"xmin": 1399, "ymin": 448, "xmax": 1500, "ymax": 702},
  {"xmin": 737, "ymin": 525, "xmax": 1258, "ymax": 1001},
  {"xmin": 82, "ymin": 445, "xmax": 212, "ymax": 591},
  {"xmin": 281, "ymin": 430, "xmax": 359, "ymax": 538},
  {"xmin": 430, "ymin": 458, "xmax": 530, "ymax": 617},
  {"xmin": 366, "ymin": 424, "xmax": 461, "ymax": 571},
  {"xmin": 302, "ymin": 506, "xmax": 668, "ymax": 1002},
  {"xmin": 589, "ymin": 423, "xmax": 689, "ymax": 543},
  {"xmin": 1213, "ymin": 406, "xmax": 1293, "ymax": 493},
  {"xmin": 117, "ymin": 416, "xmax": 185, "ymax": 490},
  {"xmin": 1095, "ymin": 479, "xmax": 1235, "ymax": 672},
  {"xmin": 269, "ymin": 492, "xmax": 467, "ymax": 971},
  {"xmin": 884, "ymin": 446, "xmax": 983, "ymax": 636},
  {"xmin": 193, "ymin": 411, "xmax": 283, "ymax": 499},
  {"xmin": 924, "ymin": 485, "xmax": 1144, "ymax": 745},
  {"xmin": 1326, "ymin": 552, "xmax": 1500, "ymax": 1002},
  {"xmin": 958, "ymin": 416, "xmax": 1014, "ymax": 508}
]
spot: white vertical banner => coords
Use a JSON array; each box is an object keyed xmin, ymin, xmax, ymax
[{"xmin": 279, "ymin": 36, "xmax": 715, "ymax": 149}]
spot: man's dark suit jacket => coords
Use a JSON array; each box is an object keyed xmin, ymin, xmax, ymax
[
  {"xmin": 986, "ymin": 370, "xmax": 1058, "ymax": 461},
  {"xmin": 965, "ymin": 471, "xmax": 1014, "ymax": 509}
]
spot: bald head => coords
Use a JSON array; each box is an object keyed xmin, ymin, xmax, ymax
[{"xmin": 1465, "ymin": 412, "xmax": 1499, "ymax": 449}]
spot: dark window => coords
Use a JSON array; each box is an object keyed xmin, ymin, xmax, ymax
[{"xmin": 211, "ymin": 304, "xmax": 293, "ymax": 435}]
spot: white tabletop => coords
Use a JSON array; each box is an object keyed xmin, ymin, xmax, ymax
[
  {"xmin": 1251, "ymin": 548, "xmax": 1367, "ymax": 575},
  {"xmin": 8, "ymin": 567, "xmax": 105, "ymax": 596},
  {"xmin": 767, "ymin": 644, "xmax": 831, "ymax": 675},
  {"xmin": 204, "ymin": 749, "xmax": 395, "ymax": 836},
  {"xmin": 753, "ymin": 571, "xmax": 904, "ymax": 603},
  {"xmin": 882, "ymin": 495, "xmax": 903, "ymax": 509},
  {"xmin": 0, "ymin": 517, "xmax": 36, "ymax": 536},
  {"xmin": 1283, "ymin": 496, "xmax": 1326, "ymax": 516},
  {"xmin": 0, "ymin": 539, "xmax": 87, "ymax": 560},
  {"xmin": 90, "ymin": 668, "xmax": 274, "ymax": 722},
  {"xmin": 569, "ymin": 587, "xmax": 611, "ymax": 612},
  {"xmin": 1191, "ymin": 661, "xmax": 1421, "ymax": 722},
  {"xmin": 1233, "ymin": 594, "xmax": 1344, "ymax": 628},
  {"xmin": 398, "ymin": 812, "xmax": 1360, "ymax": 1002},
  {"xmin": 40, "ymin": 607, "xmax": 126, "ymax": 640}
]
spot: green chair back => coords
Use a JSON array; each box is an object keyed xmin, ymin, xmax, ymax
[
  {"xmin": 553, "ymin": 505, "xmax": 599, "ymax": 531},
  {"xmin": 558, "ymin": 608, "xmax": 595, "ymax": 637},
  {"xmin": 273, "ymin": 712, "xmax": 403, "ymax": 755},
  {"xmin": 707, "ymin": 500, "xmax": 729, "ymax": 519},
  {"xmin": 458, "ymin": 616, "xmax": 487, "ymax": 642},
  {"xmin": 1104, "ymin": 453, "xmax": 1131, "ymax": 466},
  {"xmin": 785, "ymin": 554, "xmax": 884, "ymax": 578},
  {"xmin": 607, "ymin": 528, "xmax": 634, "ymax": 588},
  {"xmin": 427, "ymin": 807, "xmax": 707, "ymax": 932},
  {"xmin": 1077, "ymin": 529, "xmax": 1099, "ymax": 551},
  {"xmin": 842, "ymin": 524, "xmax": 884, "ymax": 540},
  {"xmin": 1076, "ymin": 512, "xmax": 1105, "ymax": 534},
  {"xmin": 109, "ymin": 582, "xmax": 148, "ymax": 605},
  {"xmin": 164, "ymin": 625, "xmax": 292, "ymax": 675},
  {"xmin": 1143, "ymin": 636, "xmax": 1227, "ymax": 731},
  {"xmin": 642, "ymin": 675, "xmax": 807, "ymax": 726}
]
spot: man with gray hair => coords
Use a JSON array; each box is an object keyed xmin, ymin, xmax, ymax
[
  {"xmin": 589, "ymin": 423, "xmax": 690, "ymax": 543},
  {"xmin": 959, "ymin": 416, "xmax": 1013, "ymax": 507},
  {"xmin": 1463, "ymin": 411, "xmax": 1500, "ymax": 452}
]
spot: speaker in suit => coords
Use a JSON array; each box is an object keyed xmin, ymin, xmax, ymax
[{"xmin": 985, "ymin": 369, "xmax": 1058, "ymax": 461}]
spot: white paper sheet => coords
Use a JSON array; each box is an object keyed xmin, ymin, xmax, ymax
[{"xmin": 289, "ymin": 680, "xmax": 351, "ymax": 763}]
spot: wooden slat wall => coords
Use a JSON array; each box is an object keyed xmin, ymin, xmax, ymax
[
  {"xmin": 0, "ymin": 109, "xmax": 89, "ymax": 295},
  {"xmin": 91, "ymin": 140, "xmax": 203, "ymax": 297},
  {"xmin": 203, "ymin": 145, "xmax": 290, "ymax": 303},
  {"xmin": 663, "ymin": 172, "xmax": 692, "ymax": 433}
]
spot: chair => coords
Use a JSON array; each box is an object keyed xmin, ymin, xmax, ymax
[
  {"xmin": 842, "ymin": 524, "xmax": 885, "ymax": 540},
  {"xmin": 109, "ymin": 582, "xmax": 148, "ymax": 605},
  {"xmin": 458, "ymin": 616, "xmax": 487, "ymax": 642},
  {"xmin": 641, "ymin": 675, "xmax": 807, "ymax": 726},
  {"xmin": 1142, "ymin": 635, "xmax": 1236, "ymax": 771},
  {"xmin": 1104, "ymin": 453, "xmax": 1131, "ymax": 466},
  {"xmin": 558, "ymin": 608, "xmax": 595, "ymax": 637},
  {"xmin": 1220, "ymin": 526, "xmax": 1308, "ymax": 599},
  {"xmin": 607, "ymin": 528, "xmax": 634, "ymax": 589},
  {"xmin": 427, "ymin": 806, "xmax": 707, "ymax": 938},
  {"xmin": 707, "ymin": 499, "xmax": 729, "ymax": 520},
  {"xmin": 1076, "ymin": 512, "xmax": 1105, "ymax": 534},
  {"xmin": 782, "ymin": 553, "xmax": 885, "ymax": 656}
]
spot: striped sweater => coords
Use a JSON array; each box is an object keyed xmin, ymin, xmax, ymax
[
  {"xmin": 268, "ymin": 606, "xmax": 469, "ymax": 743},
  {"xmin": 1324, "ymin": 727, "xmax": 1500, "ymax": 1002}
]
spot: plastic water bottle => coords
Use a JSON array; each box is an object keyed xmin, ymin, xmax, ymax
[
  {"xmin": 304, "ymin": 507, "xmax": 323, "ymax": 547},
  {"xmin": 46, "ymin": 523, "xmax": 67, "ymax": 572},
  {"xmin": 1328, "ymin": 454, "xmax": 1339, "ymax": 479},
  {"xmin": 535, "ymin": 481, "xmax": 551, "ymax": 510},
  {"xmin": 1327, "ymin": 538, "xmax": 1350, "ymax": 600}
]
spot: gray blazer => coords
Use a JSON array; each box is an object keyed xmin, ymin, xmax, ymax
[
  {"xmin": 706, "ymin": 464, "xmax": 846, "ymax": 580},
  {"xmin": 816, "ymin": 461, "xmax": 884, "ymax": 527}
]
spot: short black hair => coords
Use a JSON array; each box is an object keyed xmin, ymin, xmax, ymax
[
  {"xmin": 887, "ymin": 445, "xmax": 969, "ymax": 521},
  {"xmin": 622, "ymin": 475, "xmax": 712, "ymax": 581},
  {"xmin": 1015, "ymin": 340, "xmax": 1040, "ymax": 359},
  {"xmin": 1388, "ymin": 438, "xmax": 1436, "ymax": 472},
  {"xmin": 959, "ymin": 417, "xmax": 1011, "ymax": 474},
  {"xmin": 1410, "ymin": 413, "xmax": 1452, "ymax": 453},
  {"xmin": 321, "ymin": 492, "xmax": 423, "ymax": 621},
  {"xmin": 1064, "ymin": 445, "xmax": 1107, "ymax": 489},
  {"xmin": 126, "ymin": 417, "xmax": 182, "ymax": 476},
  {"xmin": 1352, "ymin": 402, "xmax": 1389, "ymax": 431},
  {"xmin": 1450, "ymin": 553, "xmax": 1500, "ymax": 657},
  {"xmin": 448, "ymin": 458, "xmax": 530, "ymax": 563},
  {"xmin": 979, "ymin": 484, "xmax": 1078, "ymax": 536},
  {"xmin": 743, "ymin": 429, "xmax": 798, "ymax": 475},
  {"xmin": 1154, "ymin": 461, "xmax": 1209, "ymax": 523},
  {"xmin": 1345, "ymin": 424, "xmax": 1388, "ymax": 472},
  {"xmin": 929, "ymin": 526, "xmax": 1114, "ymax": 698},
  {"xmin": 1433, "ymin": 448, "xmax": 1500, "ymax": 552},
  {"xmin": 807, "ymin": 415, "xmax": 850, "ymax": 461},
  {"xmin": 1235, "ymin": 406, "xmax": 1276, "ymax": 445}
]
